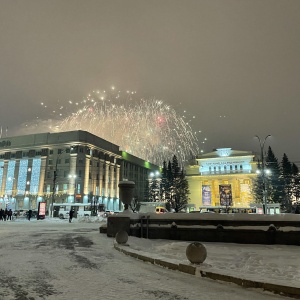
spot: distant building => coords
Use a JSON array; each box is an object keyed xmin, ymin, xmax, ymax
[
  {"xmin": 0, "ymin": 130, "xmax": 159, "ymax": 212},
  {"xmin": 186, "ymin": 148, "xmax": 258, "ymax": 210}
]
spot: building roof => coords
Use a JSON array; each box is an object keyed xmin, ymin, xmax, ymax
[{"xmin": 197, "ymin": 148, "xmax": 254, "ymax": 160}]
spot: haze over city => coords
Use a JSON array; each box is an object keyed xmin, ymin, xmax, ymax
[{"xmin": 0, "ymin": 0, "xmax": 299, "ymax": 163}]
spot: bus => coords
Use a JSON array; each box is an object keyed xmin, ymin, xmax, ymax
[{"xmin": 50, "ymin": 203, "xmax": 92, "ymax": 219}]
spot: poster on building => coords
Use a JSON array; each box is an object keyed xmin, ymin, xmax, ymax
[
  {"xmin": 219, "ymin": 184, "xmax": 232, "ymax": 206},
  {"xmin": 37, "ymin": 202, "xmax": 46, "ymax": 220},
  {"xmin": 202, "ymin": 185, "xmax": 211, "ymax": 206}
]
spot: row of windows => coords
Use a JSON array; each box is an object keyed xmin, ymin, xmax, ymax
[{"xmin": 208, "ymin": 165, "xmax": 244, "ymax": 172}]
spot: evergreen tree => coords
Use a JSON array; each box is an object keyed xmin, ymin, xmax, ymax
[
  {"xmin": 253, "ymin": 159, "xmax": 264, "ymax": 203},
  {"xmin": 160, "ymin": 161, "xmax": 168, "ymax": 201},
  {"xmin": 171, "ymin": 155, "xmax": 180, "ymax": 178},
  {"xmin": 166, "ymin": 155, "xmax": 190, "ymax": 212},
  {"xmin": 166, "ymin": 160, "xmax": 173, "ymax": 202},
  {"xmin": 149, "ymin": 176, "xmax": 160, "ymax": 202},
  {"xmin": 170, "ymin": 169, "xmax": 189, "ymax": 212},
  {"xmin": 147, "ymin": 155, "xmax": 190, "ymax": 212},
  {"xmin": 292, "ymin": 163, "xmax": 300, "ymax": 204},
  {"xmin": 281, "ymin": 153, "xmax": 293, "ymax": 212},
  {"xmin": 265, "ymin": 146, "xmax": 285, "ymax": 205}
]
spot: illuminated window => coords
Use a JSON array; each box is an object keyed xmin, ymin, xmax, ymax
[
  {"xmin": 30, "ymin": 158, "xmax": 41, "ymax": 194},
  {"xmin": 17, "ymin": 159, "xmax": 28, "ymax": 194},
  {"xmin": 63, "ymin": 184, "xmax": 68, "ymax": 193}
]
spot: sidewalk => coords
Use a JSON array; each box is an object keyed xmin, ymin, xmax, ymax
[{"xmin": 114, "ymin": 237, "xmax": 300, "ymax": 299}]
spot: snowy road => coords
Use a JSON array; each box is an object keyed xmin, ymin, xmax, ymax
[{"xmin": 0, "ymin": 219, "xmax": 287, "ymax": 300}]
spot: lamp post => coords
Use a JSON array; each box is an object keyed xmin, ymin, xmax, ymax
[{"xmin": 255, "ymin": 135, "xmax": 271, "ymax": 214}]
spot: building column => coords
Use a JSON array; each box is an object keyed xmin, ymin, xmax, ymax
[
  {"xmin": 99, "ymin": 161, "xmax": 104, "ymax": 198},
  {"xmin": 69, "ymin": 154, "xmax": 78, "ymax": 201},
  {"xmin": 1, "ymin": 161, "xmax": 8, "ymax": 196},
  {"xmin": 83, "ymin": 157, "xmax": 90, "ymax": 196},
  {"xmin": 104, "ymin": 162, "xmax": 110, "ymax": 197},
  {"xmin": 115, "ymin": 165, "xmax": 120, "ymax": 199},
  {"xmin": 38, "ymin": 157, "xmax": 47, "ymax": 197},
  {"xmin": 109, "ymin": 164, "xmax": 115, "ymax": 197}
]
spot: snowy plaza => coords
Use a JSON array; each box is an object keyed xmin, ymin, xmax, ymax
[{"xmin": 0, "ymin": 216, "xmax": 298, "ymax": 300}]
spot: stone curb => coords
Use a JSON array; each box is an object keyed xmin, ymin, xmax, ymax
[{"xmin": 114, "ymin": 243, "xmax": 300, "ymax": 299}]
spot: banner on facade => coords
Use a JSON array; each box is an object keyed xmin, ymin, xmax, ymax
[
  {"xmin": 202, "ymin": 185, "xmax": 212, "ymax": 206},
  {"xmin": 37, "ymin": 202, "xmax": 46, "ymax": 220},
  {"xmin": 219, "ymin": 184, "xmax": 232, "ymax": 206}
]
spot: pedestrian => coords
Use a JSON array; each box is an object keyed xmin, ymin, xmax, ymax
[
  {"xmin": 69, "ymin": 209, "xmax": 74, "ymax": 223},
  {"xmin": 4, "ymin": 208, "xmax": 8, "ymax": 221},
  {"xmin": 7, "ymin": 209, "xmax": 12, "ymax": 221},
  {"xmin": 28, "ymin": 209, "xmax": 32, "ymax": 221}
]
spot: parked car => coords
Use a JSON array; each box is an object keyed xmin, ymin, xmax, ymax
[{"xmin": 103, "ymin": 210, "xmax": 114, "ymax": 217}]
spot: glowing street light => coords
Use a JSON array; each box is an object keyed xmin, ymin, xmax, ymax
[{"xmin": 255, "ymin": 135, "xmax": 271, "ymax": 214}]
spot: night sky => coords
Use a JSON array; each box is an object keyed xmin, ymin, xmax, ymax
[{"xmin": 0, "ymin": 0, "xmax": 299, "ymax": 163}]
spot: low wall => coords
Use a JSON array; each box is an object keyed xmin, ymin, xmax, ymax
[{"xmin": 107, "ymin": 213, "xmax": 300, "ymax": 245}]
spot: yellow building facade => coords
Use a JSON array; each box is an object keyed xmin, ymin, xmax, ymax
[{"xmin": 186, "ymin": 148, "xmax": 258, "ymax": 210}]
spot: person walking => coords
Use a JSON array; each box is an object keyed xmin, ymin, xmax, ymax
[
  {"xmin": 7, "ymin": 209, "xmax": 12, "ymax": 221},
  {"xmin": 4, "ymin": 208, "xmax": 8, "ymax": 221},
  {"xmin": 69, "ymin": 209, "xmax": 74, "ymax": 223},
  {"xmin": 28, "ymin": 209, "xmax": 32, "ymax": 221},
  {"xmin": 0, "ymin": 209, "xmax": 3, "ymax": 221}
]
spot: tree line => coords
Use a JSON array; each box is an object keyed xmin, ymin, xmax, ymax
[
  {"xmin": 253, "ymin": 146, "xmax": 300, "ymax": 213},
  {"xmin": 146, "ymin": 155, "xmax": 190, "ymax": 212}
]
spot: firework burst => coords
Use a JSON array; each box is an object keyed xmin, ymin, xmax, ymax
[{"xmin": 53, "ymin": 88, "xmax": 199, "ymax": 165}]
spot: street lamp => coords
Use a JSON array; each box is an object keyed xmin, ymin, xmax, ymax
[{"xmin": 255, "ymin": 135, "xmax": 271, "ymax": 214}]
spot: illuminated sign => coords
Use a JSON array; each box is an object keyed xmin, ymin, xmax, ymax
[{"xmin": 37, "ymin": 202, "xmax": 46, "ymax": 220}]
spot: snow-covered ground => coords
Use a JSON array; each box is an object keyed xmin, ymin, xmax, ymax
[
  {"xmin": 9, "ymin": 215, "xmax": 300, "ymax": 289},
  {"xmin": 127, "ymin": 236, "xmax": 300, "ymax": 288}
]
